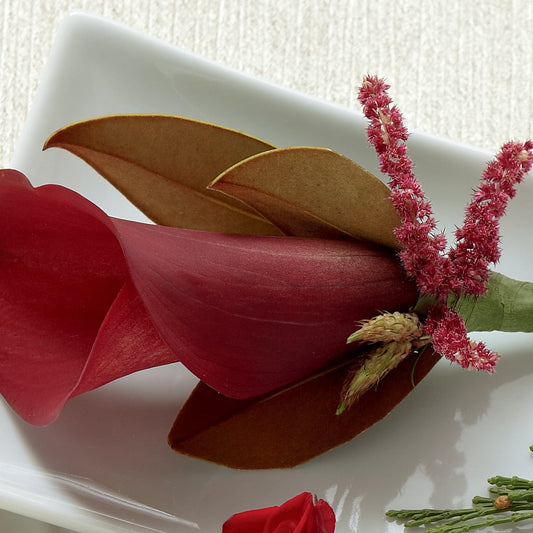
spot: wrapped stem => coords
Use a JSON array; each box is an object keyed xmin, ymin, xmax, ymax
[{"xmin": 449, "ymin": 271, "xmax": 533, "ymax": 333}]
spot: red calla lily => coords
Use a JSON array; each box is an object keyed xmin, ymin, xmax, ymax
[{"xmin": 0, "ymin": 169, "xmax": 417, "ymax": 425}]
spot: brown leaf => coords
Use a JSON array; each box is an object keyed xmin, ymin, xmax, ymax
[
  {"xmin": 44, "ymin": 115, "xmax": 281, "ymax": 235},
  {"xmin": 210, "ymin": 146, "xmax": 401, "ymax": 249},
  {"xmin": 168, "ymin": 348, "xmax": 440, "ymax": 469}
]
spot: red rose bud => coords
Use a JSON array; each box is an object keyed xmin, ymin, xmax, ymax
[
  {"xmin": 222, "ymin": 492, "xmax": 335, "ymax": 533},
  {"xmin": 0, "ymin": 169, "xmax": 417, "ymax": 425}
]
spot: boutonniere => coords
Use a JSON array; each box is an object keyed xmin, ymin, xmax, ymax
[{"xmin": 1, "ymin": 76, "xmax": 531, "ymax": 475}]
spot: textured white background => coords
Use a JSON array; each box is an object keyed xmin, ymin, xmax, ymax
[
  {"xmin": 1, "ymin": 0, "xmax": 533, "ymax": 168},
  {"xmin": 0, "ymin": 0, "xmax": 532, "ymax": 531}
]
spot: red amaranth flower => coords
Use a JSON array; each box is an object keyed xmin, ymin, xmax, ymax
[
  {"xmin": 449, "ymin": 140, "xmax": 533, "ymax": 296},
  {"xmin": 358, "ymin": 75, "xmax": 451, "ymax": 301},
  {"xmin": 425, "ymin": 306, "xmax": 500, "ymax": 372},
  {"xmin": 358, "ymin": 75, "xmax": 533, "ymax": 373}
]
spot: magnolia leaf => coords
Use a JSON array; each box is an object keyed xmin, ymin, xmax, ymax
[
  {"xmin": 168, "ymin": 348, "xmax": 440, "ymax": 469},
  {"xmin": 44, "ymin": 115, "xmax": 281, "ymax": 235},
  {"xmin": 210, "ymin": 146, "xmax": 401, "ymax": 249}
]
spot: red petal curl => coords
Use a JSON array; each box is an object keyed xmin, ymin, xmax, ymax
[
  {"xmin": 0, "ymin": 170, "xmax": 175, "ymax": 424},
  {"xmin": 0, "ymin": 170, "xmax": 417, "ymax": 424}
]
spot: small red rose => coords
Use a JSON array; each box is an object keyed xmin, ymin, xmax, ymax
[{"xmin": 222, "ymin": 492, "xmax": 335, "ymax": 533}]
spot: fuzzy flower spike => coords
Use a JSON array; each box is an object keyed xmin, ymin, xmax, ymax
[{"xmin": 355, "ymin": 74, "xmax": 533, "ymax": 374}]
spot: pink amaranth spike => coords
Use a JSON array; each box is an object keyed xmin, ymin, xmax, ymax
[{"xmin": 358, "ymin": 75, "xmax": 533, "ymax": 373}]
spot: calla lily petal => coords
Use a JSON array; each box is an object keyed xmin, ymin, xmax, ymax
[
  {"xmin": 0, "ymin": 169, "xmax": 175, "ymax": 424},
  {"xmin": 72, "ymin": 279, "xmax": 177, "ymax": 397},
  {"xmin": 112, "ymin": 218, "xmax": 417, "ymax": 397},
  {"xmin": 1, "ymin": 169, "xmax": 417, "ymax": 424}
]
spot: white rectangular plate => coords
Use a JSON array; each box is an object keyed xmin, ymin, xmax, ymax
[{"xmin": 4, "ymin": 10, "xmax": 533, "ymax": 533}]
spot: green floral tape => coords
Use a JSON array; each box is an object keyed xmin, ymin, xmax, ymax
[{"xmin": 450, "ymin": 271, "xmax": 533, "ymax": 333}]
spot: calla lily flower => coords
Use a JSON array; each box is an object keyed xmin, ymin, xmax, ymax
[{"xmin": 0, "ymin": 168, "xmax": 417, "ymax": 426}]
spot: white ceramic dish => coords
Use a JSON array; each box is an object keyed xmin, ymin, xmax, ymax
[{"xmin": 4, "ymin": 11, "xmax": 533, "ymax": 533}]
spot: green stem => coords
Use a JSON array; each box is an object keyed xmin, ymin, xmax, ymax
[
  {"xmin": 387, "ymin": 450, "xmax": 533, "ymax": 532},
  {"xmin": 449, "ymin": 271, "xmax": 533, "ymax": 333},
  {"xmin": 427, "ymin": 511, "xmax": 533, "ymax": 533},
  {"xmin": 488, "ymin": 475, "xmax": 533, "ymax": 489},
  {"xmin": 386, "ymin": 508, "xmax": 477, "ymax": 526},
  {"xmin": 488, "ymin": 487, "xmax": 533, "ymax": 501},
  {"xmin": 388, "ymin": 505, "xmax": 533, "ymax": 533}
]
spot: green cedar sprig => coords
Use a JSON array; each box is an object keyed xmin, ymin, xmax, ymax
[{"xmin": 387, "ymin": 447, "xmax": 533, "ymax": 532}]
